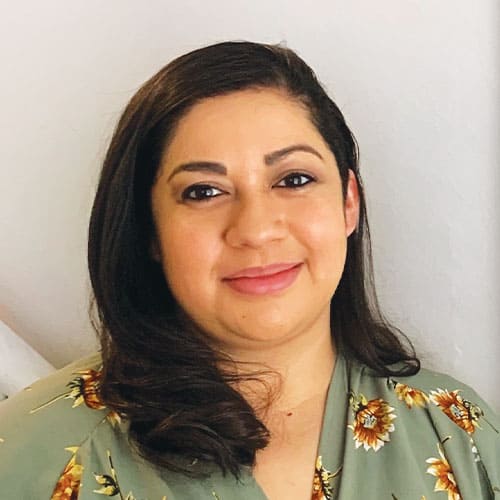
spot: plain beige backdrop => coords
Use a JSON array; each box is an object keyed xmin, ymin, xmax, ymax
[{"xmin": 0, "ymin": 0, "xmax": 498, "ymax": 410}]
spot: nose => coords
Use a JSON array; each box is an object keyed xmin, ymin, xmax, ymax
[{"xmin": 224, "ymin": 191, "xmax": 287, "ymax": 249}]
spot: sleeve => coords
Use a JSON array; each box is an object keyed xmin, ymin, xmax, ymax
[
  {"xmin": 403, "ymin": 369, "xmax": 500, "ymax": 498},
  {"xmin": 0, "ymin": 354, "xmax": 109, "ymax": 499},
  {"xmin": 458, "ymin": 385, "xmax": 500, "ymax": 496}
]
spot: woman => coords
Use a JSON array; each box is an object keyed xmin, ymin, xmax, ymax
[{"xmin": 0, "ymin": 40, "xmax": 498, "ymax": 500}]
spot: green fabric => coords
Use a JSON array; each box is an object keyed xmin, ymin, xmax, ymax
[{"xmin": 0, "ymin": 351, "xmax": 498, "ymax": 499}]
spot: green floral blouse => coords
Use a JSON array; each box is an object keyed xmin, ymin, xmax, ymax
[{"xmin": 0, "ymin": 351, "xmax": 498, "ymax": 499}]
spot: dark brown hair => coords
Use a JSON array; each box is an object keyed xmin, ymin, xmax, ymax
[{"xmin": 88, "ymin": 40, "xmax": 419, "ymax": 480}]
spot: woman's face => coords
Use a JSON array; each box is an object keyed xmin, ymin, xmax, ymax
[{"xmin": 150, "ymin": 88, "xmax": 359, "ymax": 352}]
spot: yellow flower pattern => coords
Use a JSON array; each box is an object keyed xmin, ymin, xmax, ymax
[
  {"xmin": 29, "ymin": 368, "xmax": 121, "ymax": 425},
  {"xmin": 67, "ymin": 370, "xmax": 107, "ymax": 410},
  {"xmin": 50, "ymin": 447, "xmax": 83, "ymax": 500},
  {"xmin": 348, "ymin": 392, "xmax": 397, "ymax": 451},
  {"xmin": 93, "ymin": 450, "xmax": 133, "ymax": 498},
  {"xmin": 426, "ymin": 443, "xmax": 462, "ymax": 500},
  {"xmin": 389, "ymin": 380, "xmax": 429, "ymax": 409},
  {"xmin": 311, "ymin": 455, "xmax": 340, "ymax": 500},
  {"xmin": 429, "ymin": 389, "xmax": 482, "ymax": 434},
  {"xmin": 92, "ymin": 450, "xmax": 169, "ymax": 499},
  {"xmin": 2, "ymin": 357, "xmax": 494, "ymax": 499}
]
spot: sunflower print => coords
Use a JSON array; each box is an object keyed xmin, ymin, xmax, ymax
[
  {"xmin": 348, "ymin": 392, "xmax": 396, "ymax": 451},
  {"xmin": 50, "ymin": 447, "xmax": 83, "ymax": 500},
  {"xmin": 29, "ymin": 369, "xmax": 121, "ymax": 425},
  {"xmin": 67, "ymin": 370, "xmax": 106, "ymax": 410},
  {"xmin": 426, "ymin": 443, "xmax": 462, "ymax": 500},
  {"xmin": 93, "ymin": 450, "xmax": 169, "ymax": 500},
  {"xmin": 388, "ymin": 379, "xmax": 429, "ymax": 409},
  {"xmin": 93, "ymin": 449, "xmax": 135, "ymax": 499},
  {"xmin": 311, "ymin": 455, "xmax": 340, "ymax": 500},
  {"xmin": 429, "ymin": 389, "xmax": 483, "ymax": 434}
]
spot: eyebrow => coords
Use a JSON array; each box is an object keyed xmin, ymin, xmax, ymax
[{"xmin": 166, "ymin": 144, "xmax": 324, "ymax": 182}]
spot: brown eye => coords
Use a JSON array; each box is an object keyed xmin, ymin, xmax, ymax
[
  {"xmin": 181, "ymin": 184, "xmax": 225, "ymax": 202},
  {"xmin": 275, "ymin": 173, "xmax": 316, "ymax": 188}
]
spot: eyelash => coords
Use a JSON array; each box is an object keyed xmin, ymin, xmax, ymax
[{"xmin": 181, "ymin": 173, "xmax": 316, "ymax": 202}]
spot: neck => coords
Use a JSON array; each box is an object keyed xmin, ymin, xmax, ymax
[{"xmin": 221, "ymin": 326, "xmax": 336, "ymax": 421}]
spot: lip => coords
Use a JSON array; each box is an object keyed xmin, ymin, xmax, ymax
[
  {"xmin": 222, "ymin": 262, "xmax": 303, "ymax": 296},
  {"xmin": 223, "ymin": 262, "xmax": 302, "ymax": 279}
]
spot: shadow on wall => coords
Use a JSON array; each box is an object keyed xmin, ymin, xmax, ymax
[{"xmin": 0, "ymin": 319, "xmax": 55, "ymax": 400}]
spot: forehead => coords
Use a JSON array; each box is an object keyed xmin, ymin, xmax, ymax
[{"xmin": 161, "ymin": 88, "xmax": 326, "ymax": 164}]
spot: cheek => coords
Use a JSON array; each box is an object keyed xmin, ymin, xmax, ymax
[
  {"xmin": 297, "ymin": 201, "xmax": 347, "ymax": 280},
  {"xmin": 158, "ymin": 218, "xmax": 221, "ymax": 304}
]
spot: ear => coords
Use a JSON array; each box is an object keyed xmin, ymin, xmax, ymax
[{"xmin": 344, "ymin": 169, "xmax": 360, "ymax": 237}]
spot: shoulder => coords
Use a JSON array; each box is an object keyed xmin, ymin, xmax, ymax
[
  {"xmin": 348, "ymin": 360, "xmax": 500, "ymax": 498},
  {"xmin": 352, "ymin": 357, "xmax": 498, "ymax": 418},
  {"xmin": 351, "ymin": 358, "xmax": 500, "ymax": 493},
  {"xmin": 353, "ymin": 358, "xmax": 500, "ymax": 433},
  {"xmin": 0, "ymin": 351, "xmax": 110, "ymax": 430},
  {"xmin": 392, "ymin": 365, "xmax": 499, "ymax": 428},
  {"xmin": 0, "ymin": 351, "xmax": 121, "ymax": 497}
]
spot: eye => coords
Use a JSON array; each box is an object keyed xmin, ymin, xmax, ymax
[
  {"xmin": 181, "ymin": 184, "xmax": 225, "ymax": 202},
  {"xmin": 275, "ymin": 172, "xmax": 316, "ymax": 188}
]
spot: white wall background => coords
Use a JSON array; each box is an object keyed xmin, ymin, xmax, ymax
[{"xmin": 1, "ymin": 1, "xmax": 498, "ymax": 409}]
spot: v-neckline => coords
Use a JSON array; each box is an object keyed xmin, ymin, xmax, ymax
[{"xmin": 237, "ymin": 352, "xmax": 348, "ymax": 499}]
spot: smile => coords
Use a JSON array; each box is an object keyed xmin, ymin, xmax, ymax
[{"xmin": 222, "ymin": 263, "xmax": 303, "ymax": 296}]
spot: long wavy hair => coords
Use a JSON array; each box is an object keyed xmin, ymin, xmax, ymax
[{"xmin": 88, "ymin": 40, "xmax": 419, "ymax": 480}]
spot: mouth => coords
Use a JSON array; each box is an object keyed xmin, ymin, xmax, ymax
[
  {"xmin": 222, "ymin": 263, "xmax": 303, "ymax": 296},
  {"xmin": 223, "ymin": 262, "xmax": 303, "ymax": 279}
]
